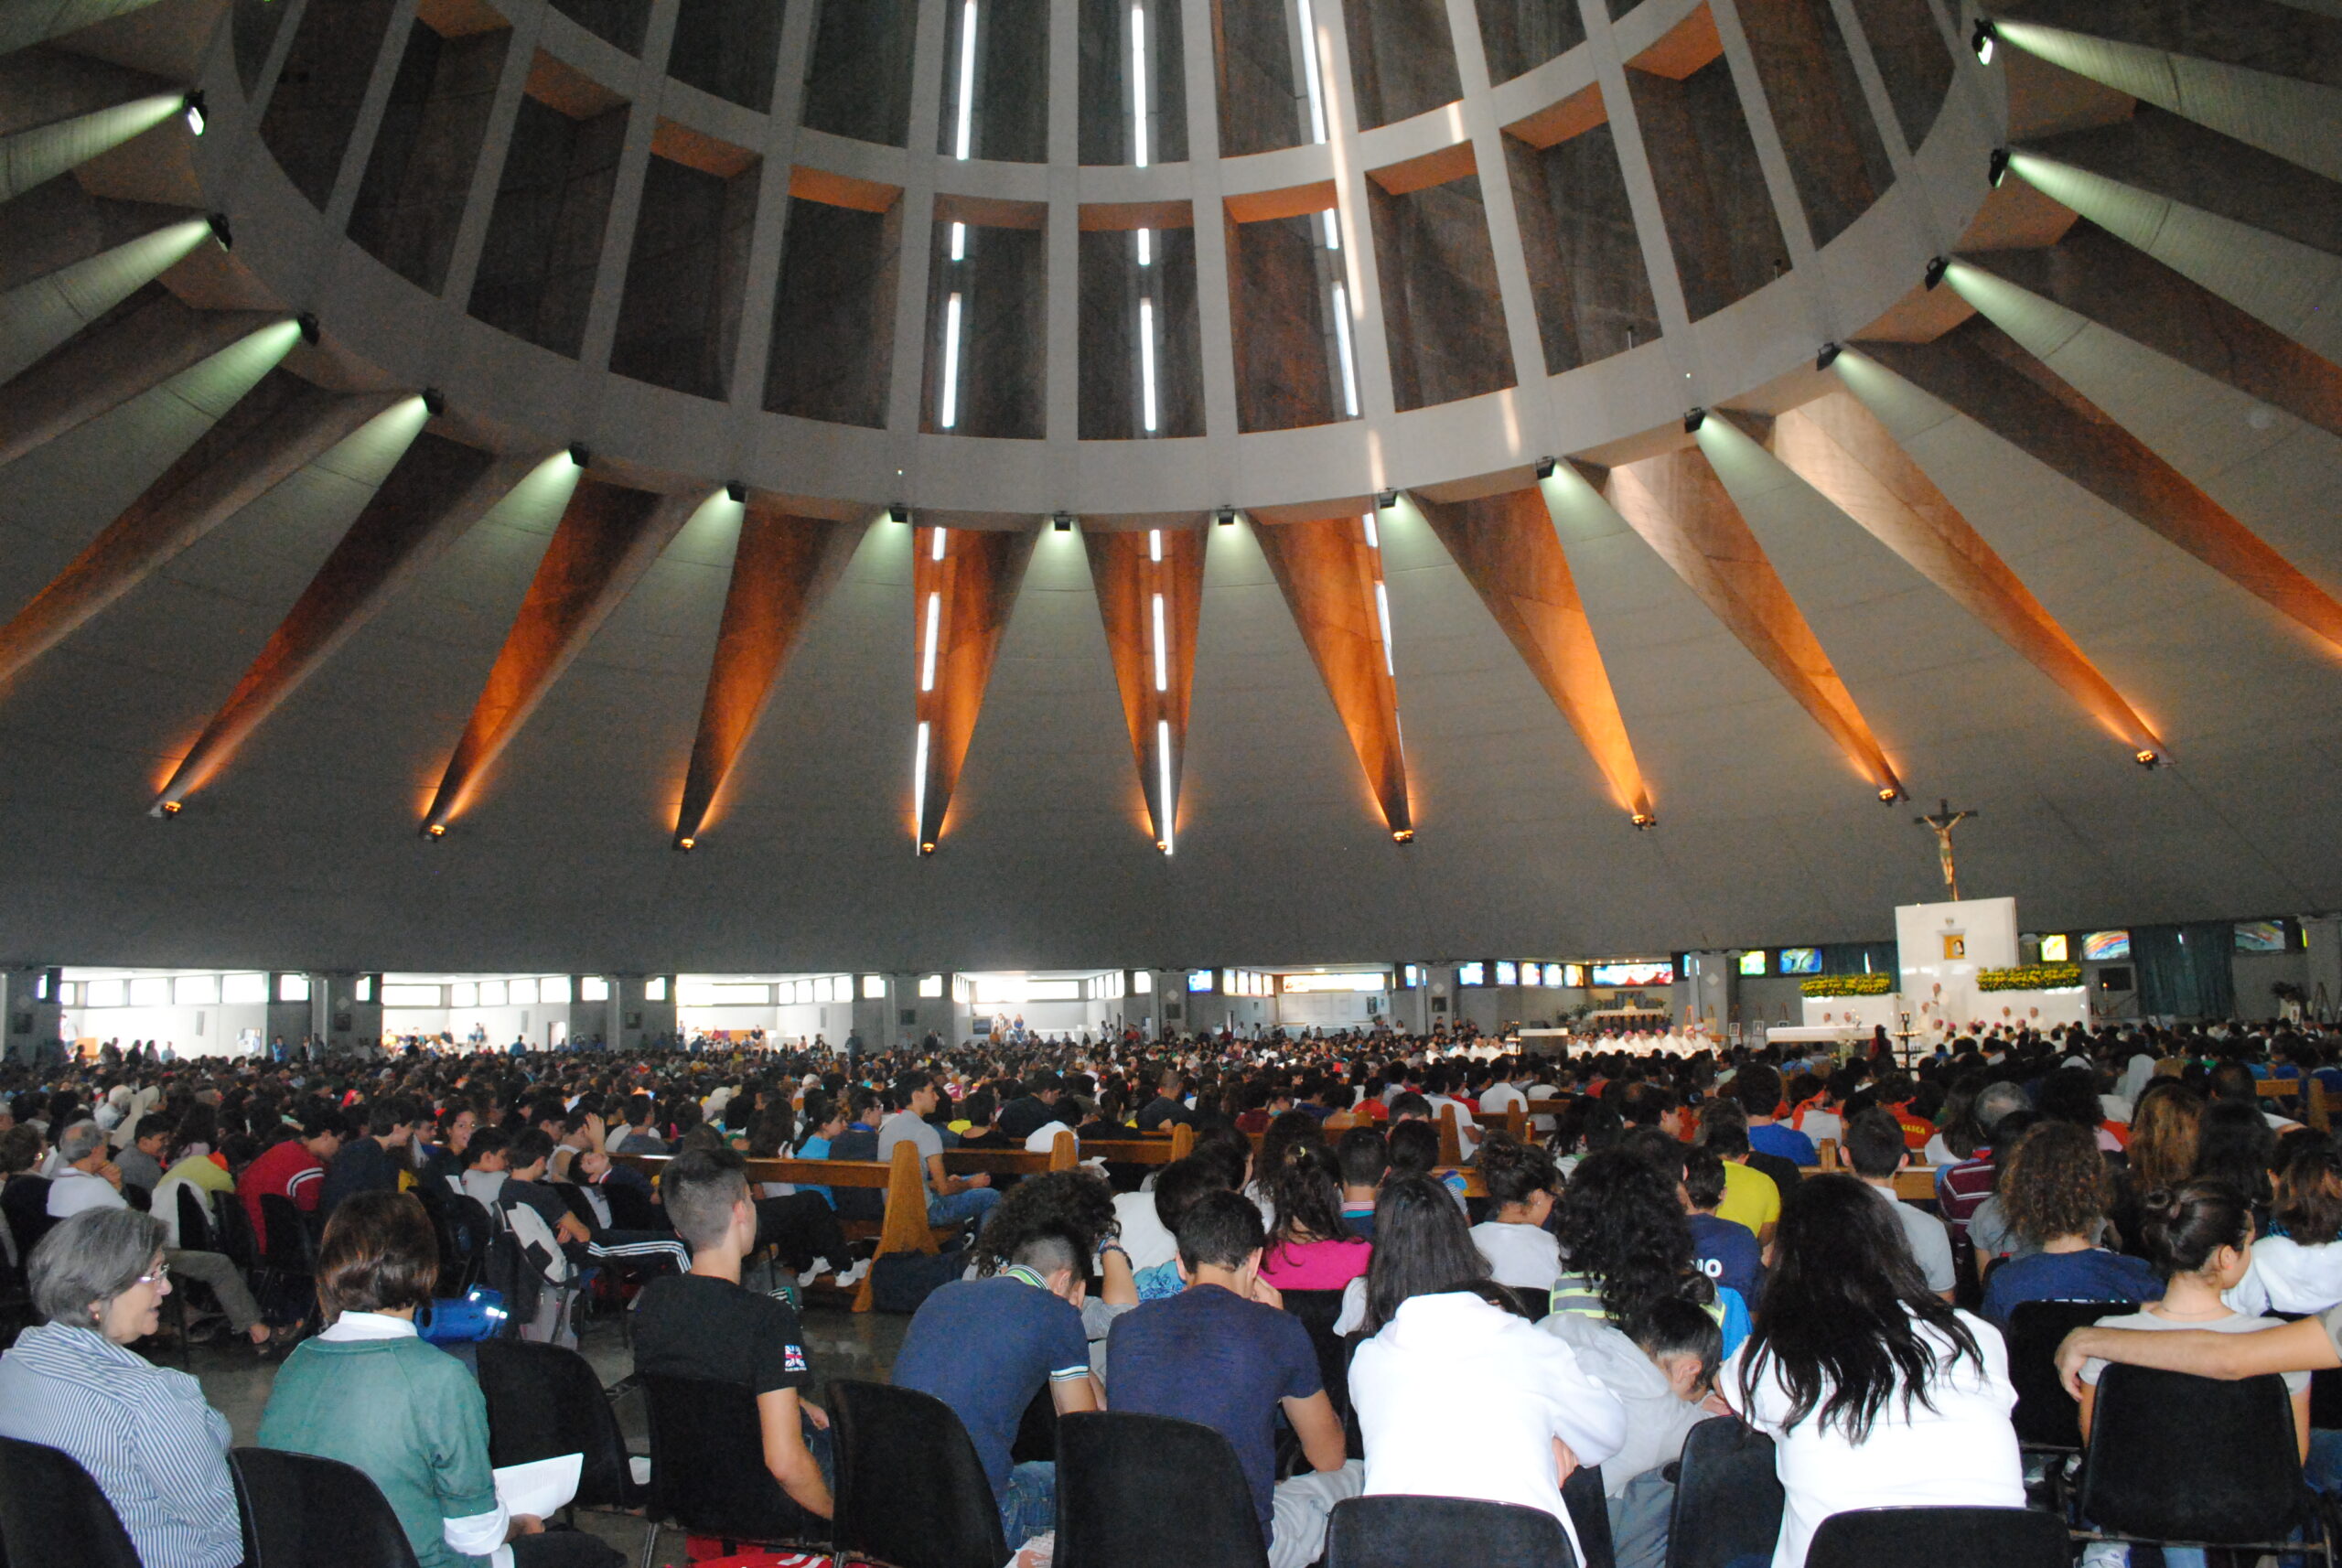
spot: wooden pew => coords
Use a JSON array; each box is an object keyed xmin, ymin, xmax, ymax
[{"xmin": 1080, "ymin": 1123, "xmax": 1196, "ymax": 1166}]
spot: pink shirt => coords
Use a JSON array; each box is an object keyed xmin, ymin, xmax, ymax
[{"xmin": 1259, "ymin": 1236, "xmax": 1373, "ymax": 1291}]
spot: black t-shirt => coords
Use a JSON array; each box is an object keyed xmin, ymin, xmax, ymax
[
  {"xmin": 1135, "ymin": 1096, "xmax": 1190, "ymax": 1133},
  {"xmin": 633, "ymin": 1273, "xmax": 814, "ymax": 1396},
  {"xmin": 501, "ymin": 1177, "xmax": 571, "ymax": 1233},
  {"xmin": 996, "ymin": 1096, "xmax": 1056, "ymax": 1141}
]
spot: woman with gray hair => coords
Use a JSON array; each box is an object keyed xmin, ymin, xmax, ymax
[{"xmin": 0, "ymin": 1207, "xmax": 242, "ymax": 1568}]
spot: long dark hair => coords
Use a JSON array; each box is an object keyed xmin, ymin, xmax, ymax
[
  {"xmin": 1551, "ymin": 1146, "xmax": 1709, "ymax": 1326},
  {"xmin": 1737, "ymin": 1174, "xmax": 1982, "ymax": 1442},
  {"xmin": 1361, "ymin": 1176, "xmax": 1489, "ymax": 1334},
  {"xmin": 2195, "ymin": 1099, "xmax": 2277, "ymax": 1208},
  {"xmin": 1267, "ymin": 1142, "xmax": 1359, "ymax": 1250}
]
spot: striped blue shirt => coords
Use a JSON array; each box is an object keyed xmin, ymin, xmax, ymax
[{"xmin": 0, "ymin": 1322, "xmax": 242, "ymax": 1568}]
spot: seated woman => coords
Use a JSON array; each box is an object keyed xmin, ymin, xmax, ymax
[
  {"xmin": 1256, "ymin": 1142, "xmax": 1372, "ymax": 1293},
  {"xmin": 0, "ymin": 1208, "xmax": 242, "ymax": 1568},
  {"xmin": 1980, "ymin": 1121, "xmax": 2161, "ymax": 1329},
  {"xmin": 1349, "ymin": 1176, "xmax": 1626, "ymax": 1567},
  {"xmin": 1729, "ymin": 1175, "xmax": 2023, "ymax": 1568},
  {"xmin": 257, "ymin": 1190, "xmax": 622, "ymax": 1568},
  {"xmin": 2195, "ymin": 1099, "xmax": 2279, "ymax": 1232},
  {"xmin": 2231, "ymin": 1139, "xmax": 2342, "ymax": 1314},
  {"xmin": 1550, "ymin": 1145, "xmax": 1751, "ymax": 1356},
  {"xmin": 1470, "ymin": 1133, "xmax": 1563, "ymax": 1298}
]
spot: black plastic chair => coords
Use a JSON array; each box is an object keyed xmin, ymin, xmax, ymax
[
  {"xmin": 175, "ymin": 1183, "xmax": 214, "ymax": 1252},
  {"xmin": 476, "ymin": 1339, "xmax": 644, "ymax": 1511},
  {"xmin": 1805, "ymin": 1505, "xmax": 2069, "ymax": 1568},
  {"xmin": 1662, "ymin": 1417, "xmax": 1784, "ymax": 1568},
  {"xmin": 639, "ymin": 1373, "xmax": 824, "ymax": 1562},
  {"xmin": 2077, "ymin": 1363, "xmax": 2337, "ymax": 1563},
  {"xmin": 600, "ymin": 1180, "xmax": 663, "ymax": 1233},
  {"xmin": 1327, "ymin": 1494, "xmax": 1575, "ymax": 1568},
  {"xmin": 830, "ymin": 1379, "xmax": 1006, "ymax": 1568},
  {"xmin": 256, "ymin": 1193, "xmax": 317, "ymax": 1308},
  {"xmin": 1055, "ymin": 1410, "xmax": 1270, "ymax": 1568},
  {"xmin": 1562, "ymin": 1463, "xmax": 1614, "ymax": 1568},
  {"xmin": 2006, "ymin": 1299, "xmax": 2121, "ymax": 1454},
  {"xmin": 233, "ymin": 1446, "xmax": 420, "ymax": 1568},
  {"xmin": 1, "ymin": 1176, "xmax": 55, "ymax": 1262},
  {"xmin": 0, "ymin": 1434, "xmax": 143, "ymax": 1568}
]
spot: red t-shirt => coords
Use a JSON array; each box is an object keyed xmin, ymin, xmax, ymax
[{"xmin": 239, "ymin": 1138, "xmax": 324, "ymax": 1237}]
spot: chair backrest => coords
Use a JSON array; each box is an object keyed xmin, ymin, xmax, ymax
[
  {"xmin": 475, "ymin": 1339, "xmax": 641, "ymax": 1509},
  {"xmin": 826, "ymin": 1131, "xmax": 886, "ymax": 1221},
  {"xmin": 2006, "ymin": 1299, "xmax": 2121, "ymax": 1448},
  {"xmin": 231, "ymin": 1446, "xmax": 421, "ymax": 1568},
  {"xmin": 639, "ymin": 1373, "xmax": 822, "ymax": 1549},
  {"xmin": 0, "ymin": 1435, "xmax": 144, "ymax": 1568},
  {"xmin": 1, "ymin": 1176, "xmax": 55, "ymax": 1259},
  {"xmin": 1562, "ymin": 1463, "xmax": 1614, "ymax": 1568},
  {"xmin": 1664, "ymin": 1417, "xmax": 1785, "ymax": 1568},
  {"xmin": 2077, "ymin": 1363, "xmax": 2308, "ymax": 1543},
  {"xmin": 174, "ymin": 1182, "xmax": 214, "ymax": 1252},
  {"xmin": 1805, "ymin": 1506, "xmax": 2068, "ymax": 1568},
  {"xmin": 829, "ymin": 1379, "xmax": 1008, "ymax": 1568},
  {"xmin": 1055, "ymin": 1411, "xmax": 1271, "ymax": 1568},
  {"xmin": 210, "ymin": 1187, "xmax": 259, "ymax": 1270},
  {"xmin": 1278, "ymin": 1289, "xmax": 1357, "ymax": 1417},
  {"xmin": 258, "ymin": 1194, "xmax": 314, "ymax": 1273},
  {"xmin": 600, "ymin": 1181, "xmax": 661, "ymax": 1232},
  {"xmin": 1326, "ymin": 1495, "xmax": 1575, "ymax": 1568}
]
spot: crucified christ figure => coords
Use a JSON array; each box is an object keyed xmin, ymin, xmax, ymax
[{"xmin": 1914, "ymin": 799, "xmax": 1977, "ymax": 900}]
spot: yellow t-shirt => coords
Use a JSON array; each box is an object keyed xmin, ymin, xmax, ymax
[{"xmin": 1714, "ymin": 1158, "xmax": 1780, "ymax": 1235}]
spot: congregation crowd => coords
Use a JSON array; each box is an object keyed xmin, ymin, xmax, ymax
[{"xmin": 4, "ymin": 1015, "xmax": 2342, "ymax": 1567}]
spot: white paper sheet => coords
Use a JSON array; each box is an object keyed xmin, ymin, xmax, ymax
[{"xmin": 492, "ymin": 1453, "xmax": 582, "ymax": 1519}]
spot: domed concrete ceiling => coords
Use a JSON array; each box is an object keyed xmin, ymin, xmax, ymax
[{"xmin": 0, "ymin": 0, "xmax": 2338, "ymax": 973}]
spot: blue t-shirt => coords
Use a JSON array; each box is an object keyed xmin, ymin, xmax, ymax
[
  {"xmin": 1689, "ymin": 1212, "xmax": 1764, "ymax": 1304},
  {"xmin": 1105, "ymin": 1285, "xmax": 1322, "ymax": 1538},
  {"xmin": 1747, "ymin": 1122, "xmax": 1818, "ymax": 1166},
  {"xmin": 891, "ymin": 1272, "xmax": 1090, "ymax": 1498},
  {"xmin": 795, "ymin": 1135, "xmax": 835, "ymax": 1207},
  {"xmin": 1981, "ymin": 1247, "xmax": 2162, "ymax": 1328}
]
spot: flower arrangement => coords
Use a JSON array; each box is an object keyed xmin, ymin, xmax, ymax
[
  {"xmin": 1800, "ymin": 972, "xmax": 1892, "ymax": 998},
  {"xmin": 1977, "ymin": 962, "xmax": 2082, "ymax": 992}
]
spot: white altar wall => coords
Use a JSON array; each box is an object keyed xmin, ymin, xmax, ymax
[{"xmin": 1898, "ymin": 897, "xmax": 2017, "ymax": 1038}]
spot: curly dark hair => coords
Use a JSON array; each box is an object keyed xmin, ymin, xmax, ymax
[
  {"xmin": 972, "ymin": 1169, "xmax": 1119, "ymax": 1275},
  {"xmin": 1551, "ymin": 1146, "xmax": 1710, "ymax": 1326},
  {"xmin": 1999, "ymin": 1121, "xmax": 2111, "ymax": 1244}
]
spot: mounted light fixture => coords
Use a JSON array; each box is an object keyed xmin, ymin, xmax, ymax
[
  {"xmin": 1878, "ymin": 786, "xmax": 1901, "ymax": 803},
  {"xmin": 1391, "ymin": 829, "xmax": 1413, "ymax": 843},
  {"xmin": 207, "ymin": 212, "xmax": 233, "ymax": 248},
  {"xmin": 157, "ymin": 800, "xmax": 182, "ymax": 817},
  {"xmin": 919, "ymin": 841, "xmax": 937, "ymax": 855},
  {"xmin": 182, "ymin": 91, "xmax": 207, "ymax": 135},
  {"xmin": 1923, "ymin": 256, "xmax": 1950, "ymax": 290},
  {"xmin": 1217, "ymin": 507, "xmax": 1236, "ymax": 526},
  {"xmin": 1376, "ymin": 489, "xmax": 1398, "ymax": 510},
  {"xmin": 1053, "ymin": 511, "xmax": 1074, "ymax": 532},
  {"xmin": 1971, "ymin": 17, "xmax": 1997, "ymax": 63},
  {"xmin": 1682, "ymin": 408, "xmax": 1706, "ymax": 435},
  {"xmin": 889, "ymin": 502, "xmax": 910, "ymax": 523},
  {"xmin": 675, "ymin": 835, "xmax": 696, "ymax": 851},
  {"xmin": 424, "ymin": 823, "xmax": 446, "ymax": 840},
  {"xmin": 567, "ymin": 443, "xmax": 591, "ymax": 468},
  {"xmin": 1988, "ymin": 147, "xmax": 2011, "ymax": 188},
  {"xmin": 1816, "ymin": 342, "xmax": 1842, "ymax": 371},
  {"xmin": 2135, "ymin": 749, "xmax": 2161, "ymax": 769},
  {"xmin": 1534, "ymin": 456, "xmax": 1557, "ymax": 479},
  {"xmin": 1631, "ymin": 811, "xmax": 1657, "ymax": 831},
  {"xmin": 726, "ymin": 481, "xmax": 745, "ymax": 503},
  {"xmin": 296, "ymin": 313, "xmax": 319, "ymax": 344},
  {"xmin": 421, "ymin": 388, "xmax": 446, "ymax": 416}
]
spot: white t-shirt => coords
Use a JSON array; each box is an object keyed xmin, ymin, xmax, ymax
[
  {"xmin": 1112, "ymin": 1189, "xmax": 1180, "ymax": 1272},
  {"xmin": 46, "ymin": 1168, "xmax": 127, "ymax": 1218},
  {"xmin": 2228, "ymin": 1237, "xmax": 2342, "ymax": 1316},
  {"xmin": 1472, "ymin": 1220, "xmax": 1563, "ymax": 1294},
  {"xmin": 2080, "ymin": 1305, "xmax": 2310, "ymax": 1396},
  {"xmin": 1729, "ymin": 1309, "xmax": 2022, "ymax": 1568},
  {"xmin": 1479, "ymin": 1082, "xmax": 1527, "ymax": 1119},
  {"xmin": 1351, "ymin": 1290, "xmax": 1627, "ymax": 1564}
]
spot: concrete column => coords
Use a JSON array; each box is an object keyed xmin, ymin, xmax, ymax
[
  {"xmin": 1683, "ymin": 950, "xmax": 1735, "ymax": 1035},
  {"xmin": 319, "ymin": 974, "xmax": 384, "ymax": 1055},
  {"xmin": 265, "ymin": 979, "xmax": 310, "ymax": 1058},
  {"xmin": 615, "ymin": 976, "xmax": 678, "ymax": 1050},
  {"xmin": 886, "ymin": 972, "xmax": 964, "ymax": 1053},
  {"xmin": 2305, "ymin": 918, "xmax": 2342, "ymax": 1025},
  {"xmin": 1, "ymin": 968, "xmax": 61, "ymax": 1065}
]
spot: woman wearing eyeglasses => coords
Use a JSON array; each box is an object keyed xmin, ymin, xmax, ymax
[{"xmin": 0, "ymin": 1208, "xmax": 242, "ymax": 1568}]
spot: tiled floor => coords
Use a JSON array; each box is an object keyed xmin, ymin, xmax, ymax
[{"xmin": 191, "ymin": 1305, "xmax": 912, "ymax": 1567}]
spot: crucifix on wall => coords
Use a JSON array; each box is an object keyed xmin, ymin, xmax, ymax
[{"xmin": 1914, "ymin": 799, "xmax": 1978, "ymax": 900}]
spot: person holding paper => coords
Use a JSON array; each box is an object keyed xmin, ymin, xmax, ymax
[{"xmin": 257, "ymin": 1191, "xmax": 620, "ymax": 1568}]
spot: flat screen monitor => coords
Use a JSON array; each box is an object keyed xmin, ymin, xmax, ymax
[
  {"xmin": 2082, "ymin": 930, "xmax": 2132, "ymax": 961},
  {"xmin": 1778, "ymin": 948, "xmax": 1823, "ymax": 975},
  {"xmin": 1591, "ymin": 960, "xmax": 1674, "ymax": 987}
]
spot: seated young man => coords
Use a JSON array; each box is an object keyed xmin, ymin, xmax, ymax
[
  {"xmin": 877, "ymin": 1072, "xmax": 999, "ymax": 1228},
  {"xmin": 1337, "ymin": 1127, "xmax": 1388, "ymax": 1240},
  {"xmin": 633, "ymin": 1148, "xmax": 833, "ymax": 1520},
  {"xmin": 1843, "ymin": 1106, "xmax": 1957, "ymax": 1301},
  {"xmin": 503, "ymin": 1128, "xmax": 689, "ymax": 1275},
  {"xmin": 1104, "ymin": 1189, "xmax": 1362, "ymax": 1568},
  {"xmin": 888, "ymin": 1216, "xmax": 1099, "ymax": 1546},
  {"xmin": 1682, "ymin": 1147, "xmax": 1763, "ymax": 1305}
]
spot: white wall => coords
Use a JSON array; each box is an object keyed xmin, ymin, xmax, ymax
[{"xmin": 62, "ymin": 1002, "xmax": 270, "ymax": 1058}]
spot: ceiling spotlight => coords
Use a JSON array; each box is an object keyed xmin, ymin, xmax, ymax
[
  {"xmin": 421, "ymin": 388, "xmax": 446, "ymax": 416},
  {"xmin": 157, "ymin": 800, "xmax": 182, "ymax": 818},
  {"xmin": 1971, "ymin": 17, "xmax": 1997, "ymax": 64},
  {"xmin": 725, "ymin": 481, "xmax": 745, "ymax": 503},
  {"xmin": 568, "ymin": 443, "xmax": 591, "ymax": 468},
  {"xmin": 889, "ymin": 502, "xmax": 910, "ymax": 523},
  {"xmin": 424, "ymin": 822, "xmax": 446, "ymax": 840},
  {"xmin": 919, "ymin": 841, "xmax": 937, "ymax": 855},
  {"xmin": 1631, "ymin": 811, "xmax": 1657, "ymax": 831},
  {"xmin": 1988, "ymin": 147, "xmax": 2011, "ymax": 188},
  {"xmin": 296, "ymin": 313, "xmax": 319, "ymax": 344},
  {"xmin": 1391, "ymin": 829, "xmax": 1414, "ymax": 843},
  {"xmin": 2135, "ymin": 749, "xmax": 2162, "ymax": 769},
  {"xmin": 207, "ymin": 211, "xmax": 232, "ymax": 249},
  {"xmin": 675, "ymin": 835, "xmax": 696, "ymax": 851},
  {"xmin": 1376, "ymin": 489, "xmax": 1398, "ymax": 510},
  {"xmin": 1682, "ymin": 407, "xmax": 1706, "ymax": 435},
  {"xmin": 1534, "ymin": 456, "xmax": 1557, "ymax": 479},
  {"xmin": 1923, "ymin": 256, "xmax": 1950, "ymax": 291},
  {"xmin": 1053, "ymin": 511, "xmax": 1074, "ymax": 532},
  {"xmin": 1217, "ymin": 507, "xmax": 1237, "ymax": 526},
  {"xmin": 1878, "ymin": 786, "xmax": 1902, "ymax": 804},
  {"xmin": 182, "ymin": 91, "xmax": 207, "ymax": 136},
  {"xmin": 1816, "ymin": 342, "xmax": 1842, "ymax": 371},
  {"xmin": 1155, "ymin": 840, "xmax": 1170, "ymax": 854}
]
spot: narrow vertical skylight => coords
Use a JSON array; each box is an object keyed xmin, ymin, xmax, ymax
[
  {"xmin": 1157, "ymin": 718, "xmax": 1175, "ymax": 853},
  {"xmin": 1374, "ymin": 581, "xmax": 1395, "ymax": 676},
  {"xmin": 913, "ymin": 720, "xmax": 931, "ymax": 846},
  {"xmin": 921, "ymin": 591, "xmax": 941, "ymax": 691},
  {"xmin": 954, "ymin": 0, "xmax": 979, "ymax": 159},
  {"xmin": 1361, "ymin": 510, "xmax": 1378, "ymax": 549},
  {"xmin": 1131, "ymin": 5, "xmax": 1150, "ymax": 167},
  {"xmin": 939, "ymin": 292, "xmax": 964, "ymax": 428},
  {"xmin": 1136, "ymin": 228, "xmax": 1152, "ymax": 266},
  {"xmin": 951, "ymin": 221, "xmax": 966, "ymax": 261},
  {"xmin": 1139, "ymin": 297, "xmax": 1158, "ymax": 433},
  {"xmin": 1331, "ymin": 283, "xmax": 1359, "ymax": 417},
  {"xmin": 1152, "ymin": 592, "xmax": 1168, "ymax": 691},
  {"xmin": 1294, "ymin": 0, "xmax": 1327, "ymax": 145},
  {"xmin": 1323, "ymin": 210, "xmax": 1340, "ymax": 251},
  {"xmin": 1148, "ymin": 528, "xmax": 1162, "ymax": 563},
  {"xmin": 931, "ymin": 525, "xmax": 948, "ymax": 562}
]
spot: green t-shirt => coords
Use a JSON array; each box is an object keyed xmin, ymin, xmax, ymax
[{"xmin": 256, "ymin": 1336, "xmax": 498, "ymax": 1568}]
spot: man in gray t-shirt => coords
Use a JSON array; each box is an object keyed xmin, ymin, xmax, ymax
[
  {"xmin": 1844, "ymin": 1109, "xmax": 1956, "ymax": 1297},
  {"xmin": 879, "ymin": 1072, "xmax": 1000, "ymax": 1227}
]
